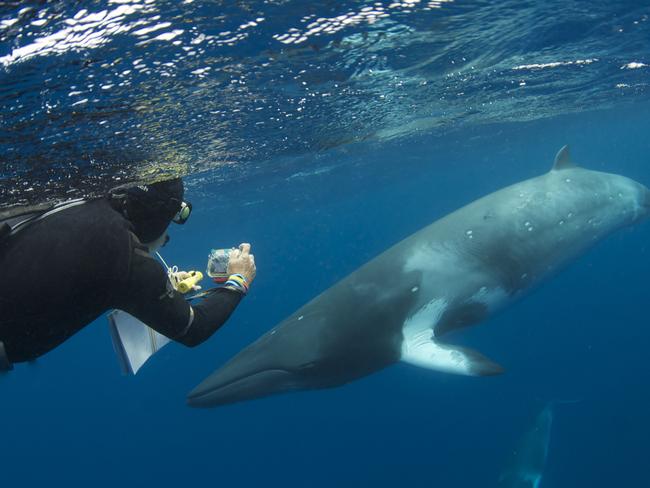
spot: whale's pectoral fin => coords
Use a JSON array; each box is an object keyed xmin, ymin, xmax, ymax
[
  {"xmin": 552, "ymin": 145, "xmax": 576, "ymax": 171},
  {"xmin": 400, "ymin": 331, "xmax": 504, "ymax": 376},
  {"xmin": 435, "ymin": 302, "xmax": 488, "ymax": 337}
]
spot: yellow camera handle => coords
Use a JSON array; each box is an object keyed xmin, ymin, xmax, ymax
[{"xmin": 176, "ymin": 271, "xmax": 204, "ymax": 294}]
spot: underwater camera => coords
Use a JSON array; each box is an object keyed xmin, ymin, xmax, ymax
[{"xmin": 207, "ymin": 248, "xmax": 233, "ymax": 283}]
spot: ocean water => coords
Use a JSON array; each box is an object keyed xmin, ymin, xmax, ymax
[{"xmin": 2, "ymin": 1, "xmax": 650, "ymax": 487}]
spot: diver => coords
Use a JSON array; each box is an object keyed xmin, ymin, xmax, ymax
[{"xmin": 0, "ymin": 178, "xmax": 256, "ymax": 371}]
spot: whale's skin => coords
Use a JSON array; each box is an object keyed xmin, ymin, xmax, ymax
[{"xmin": 188, "ymin": 147, "xmax": 650, "ymax": 407}]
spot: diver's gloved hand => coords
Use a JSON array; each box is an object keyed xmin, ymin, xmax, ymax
[{"xmin": 227, "ymin": 242, "xmax": 256, "ymax": 287}]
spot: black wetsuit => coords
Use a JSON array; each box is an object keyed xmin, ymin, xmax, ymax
[{"xmin": 0, "ymin": 198, "xmax": 242, "ymax": 364}]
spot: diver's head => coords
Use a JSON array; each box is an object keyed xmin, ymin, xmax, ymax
[{"xmin": 111, "ymin": 178, "xmax": 192, "ymax": 245}]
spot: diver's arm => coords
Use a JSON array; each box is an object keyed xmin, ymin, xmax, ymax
[
  {"xmin": 114, "ymin": 250, "xmax": 243, "ymax": 346},
  {"xmin": 178, "ymin": 242, "xmax": 256, "ymax": 345},
  {"xmin": 178, "ymin": 289, "xmax": 243, "ymax": 346}
]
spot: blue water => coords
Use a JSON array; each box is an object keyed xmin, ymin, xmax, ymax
[{"xmin": 2, "ymin": 1, "xmax": 650, "ymax": 486}]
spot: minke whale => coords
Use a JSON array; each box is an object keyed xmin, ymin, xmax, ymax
[
  {"xmin": 498, "ymin": 403, "xmax": 554, "ymax": 488},
  {"xmin": 188, "ymin": 146, "xmax": 650, "ymax": 407}
]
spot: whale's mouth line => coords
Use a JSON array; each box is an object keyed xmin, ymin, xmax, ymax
[{"xmin": 188, "ymin": 368, "xmax": 292, "ymax": 402}]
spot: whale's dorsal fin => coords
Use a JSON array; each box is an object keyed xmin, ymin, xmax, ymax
[{"xmin": 552, "ymin": 145, "xmax": 576, "ymax": 171}]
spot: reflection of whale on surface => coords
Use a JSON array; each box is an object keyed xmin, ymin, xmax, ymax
[
  {"xmin": 498, "ymin": 404, "xmax": 554, "ymax": 488},
  {"xmin": 188, "ymin": 146, "xmax": 650, "ymax": 407}
]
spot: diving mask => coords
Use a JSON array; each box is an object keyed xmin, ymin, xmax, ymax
[{"xmin": 173, "ymin": 201, "xmax": 192, "ymax": 224}]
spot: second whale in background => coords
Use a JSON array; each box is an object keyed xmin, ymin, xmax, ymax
[
  {"xmin": 498, "ymin": 403, "xmax": 555, "ymax": 488},
  {"xmin": 188, "ymin": 146, "xmax": 650, "ymax": 407}
]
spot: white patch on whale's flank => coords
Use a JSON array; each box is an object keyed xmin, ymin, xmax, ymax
[
  {"xmin": 468, "ymin": 286, "xmax": 508, "ymax": 313},
  {"xmin": 403, "ymin": 244, "xmax": 460, "ymax": 275}
]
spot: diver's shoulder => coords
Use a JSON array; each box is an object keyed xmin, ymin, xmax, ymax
[
  {"xmin": 69, "ymin": 196, "xmax": 123, "ymax": 219},
  {"xmin": 41, "ymin": 197, "xmax": 132, "ymax": 239}
]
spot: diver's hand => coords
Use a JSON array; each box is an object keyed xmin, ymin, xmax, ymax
[
  {"xmin": 171, "ymin": 271, "xmax": 202, "ymax": 292},
  {"xmin": 227, "ymin": 242, "xmax": 256, "ymax": 286}
]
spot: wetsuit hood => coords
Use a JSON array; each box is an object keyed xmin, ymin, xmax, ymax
[{"xmin": 115, "ymin": 178, "xmax": 184, "ymax": 243}]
